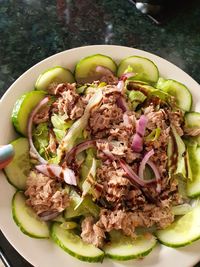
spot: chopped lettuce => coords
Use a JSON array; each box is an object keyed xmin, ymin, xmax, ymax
[
  {"xmin": 65, "ymin": 190, "xmax": 100, "ymax": 219},
  {"xmin": 149, "ymin": 88, "xmax": 171, "ymax": 101},
  {"xmin": 51, "ymin": 113, "xmax": 73, "ymax": 142},
  {"xmin": 53, "ymin": 129, "xmax": 66, "ymax": 142},
  {"xmin": 128, "ymin": 90, "xmax": 147, "ymax": 102},
  {"xmin": 80, "ymin": 148, "xmax": 96, "ymax": 180},
  {"xmin": 32, "ymin": 122, "xmax": 49, "ymax": 159},
  {"xmin": 82, "ymin": 158, "xmax": 97, "ymax": 196},
  {"xmin": 76, "ymin": 85, "xmax": 87, "ymax": 94},
  {"xmin": 127, "ymin": 90, "xmax": 147, "ymax": 110},
  {"xmin": 98, "ymin": 82, "xmax": 107, "ymax": 87}
]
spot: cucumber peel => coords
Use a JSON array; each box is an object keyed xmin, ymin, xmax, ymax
[
  {"xmin": 51, "ymin": 222, "xmax": 104, "ymax": 262},
  {"xmin": 187, "ymin": 146, "xmax": 200, "ymax": 198},
  {"xmin": 156, "ymin": 78, "xmax": 192, "ymax": 111},
  {"xmin": 117, "ymin": 56, "xmax": 159, "ymax": 83},
  {"xmin": 12, "ymin": 191, "xmax": 49, "ymax": 238},
  {"xmin": 4, "ymin": 138, "xmax": 31, "ymax": 190},
  {"xmin": 12, "ymin": 90, "xmax": 46, "ymax": 136},
  {"xmin": 156, "ymin": 205, "xmax": 200, "ymax": 247},
  {"xmin": 185, "ymin": 112, "xmax": 200, "ymax": 128},
  {"xmin": 104, "ymin": 231, "xmax": 157, "ymax": 261},
  {"xmin": 75, "ymin": 54, "xmax": 117, "ymax": 83},
  {"xmin": 35, "ymin": 66, "xmax": 74, "ymax": 91},
  {"xmin": 184, "ymin": 112, "xmax": 200, "ymax": 145}
]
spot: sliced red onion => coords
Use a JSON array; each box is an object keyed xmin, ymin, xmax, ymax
[
  {"xmin": 136, "ymin": 115, "xmax": 148, "ymax": 136},
  {"xmin": 38, "ymin": 210, "xmax": 60, "ymax": 221},
  {"xmin": 117, "ymin": 80, "xmax": 125, "ymax": 92},
  {"xmin": 131, "ymin": 133, "xmax": 143, "ymax": 152},
  {"xmin": 120, "ymin": 72, "xmax": 136, "ymax": 80},
  {"xmin": 147, "ymin": 160, "xmax": 161, "ymax": 193},
  {"xmin": 65, "ymin": 140, "xmax": 97, "ymax": 164},
  {"xmin": 119, "ymin": 160, "xmax": 155, "ymax": 186},
  {"xmin": 27, "ymin": 97, "xmax": 49, "ymax": 164},
  {"xmin": 138, "ymin": 149, "xmax": 155, "ymax": 179},
  {"xmin": 35, "ymin": 164, "xmax": 77, "ymax": 186},
  {"xmin": 101, "ymin": 148, "xmax": 116, "ymax": 161},
  {"xmin": 131, "ymin": 115, "xmax": 148, "ymax": 152},
  {"xmin": 116, "ymin": 97, "xmax": 129, "ymax": 112},
  {"xmin": 63, "ymin": 168, "xmax": 77, "ymax": 186},
  {"xmin": 138, "ymin": 149, "xmax": 161, "ymax": 193},
  {"xmin": 95, "ymin": 66, "xmax": 115, "ymax": 76}
]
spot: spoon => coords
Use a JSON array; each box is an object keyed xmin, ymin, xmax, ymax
[{"xmin": 0, "ymin": 144, "xmax": 14, "ymax": 169}]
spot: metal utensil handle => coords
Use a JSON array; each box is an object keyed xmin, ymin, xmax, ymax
[{"xmin": 0, "ymin": 248, "xmax": 12, "ymax": 267}]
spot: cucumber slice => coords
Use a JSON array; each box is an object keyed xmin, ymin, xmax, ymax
[
  {"xmin": 104, "ymin": 232, "xmax": 157, "ymax": 261},
  {"xmin": 12, "ymin": 191, "xmax": 49, "ymax": 238},
  {"xmin": 35, "ymin": 66, "xmax": 75, "ymax": 91},
  {"xmin": 4, "ymin": 138, "xmax": 31, "ymax": 190},
  {"xmin": 156, "ymin": 78, "xmax": 192, "ymax": 111},
  {"xmin": 184, "ymin": 112, "xmax": 200, "ymax": 145},
  {"xmin": 75, "ymin": 54, "xmax": 117, "ymax": 83},
  {"xmin": 51, "ymin": 222, "xmax": 104, "ymax": 262},
  {"xmin": 185, "ymin": 112, "xmax": 200, "ymax": 128},
  {"xmin": 117, "ymin": 56, "xmax": 159, "ymax": 83},
  {"xmin": 187, "ymin": 146, "xmax": 200, "ymax": 198},
  {"xmin": 156, "ymin": 204, "xmax": 200, "ymax": 247},
  {"xmin": 12, "ymin": 90, "xmax": 46, "ymax": 136}
]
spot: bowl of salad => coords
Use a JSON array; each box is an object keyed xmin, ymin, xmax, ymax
[{"xmin": 0, "ymin": 45, "xmax": 200, "ymax": 267}]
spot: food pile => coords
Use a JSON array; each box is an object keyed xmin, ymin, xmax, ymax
[{"xmin": 4, "ymin": 54, "xmax": 200, "ymax": 262}]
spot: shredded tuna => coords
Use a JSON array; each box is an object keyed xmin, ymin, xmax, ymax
[
  {"xmin": 168, "ymin": 110, "xmax": 184, "ymax": 136},
  {"xmin": 144, "ymin": 106, "xmax": 168, "ymax": 131},
  {"xmin": 25, "ymin": 170, "xmax": 69, "ymax": 215},
  {"xmin": 53, "ymin": 83, "xmax": 86, "ymax": 120},
  {"xmin": 89, "ymin": 103, "xmax": 123, "ymax": 135},
  {"xmin": 94, "ymin": 205, "xmax": 174, "ymax": 240},
  {"xmin": 81, "ymin": 216, "xmax": 105, "ymax": 248},
  {"xmin": 184, "ymin": 127, "xmax": 200, "ymax": 136},
  {"xmin": 33, "ymin": 105, "xmax": 50, "ymax": 124}
]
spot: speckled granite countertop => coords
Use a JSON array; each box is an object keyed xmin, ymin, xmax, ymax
[{"xmin": 1, "ymin": 0, "xmax": 200, "ymax": 266}]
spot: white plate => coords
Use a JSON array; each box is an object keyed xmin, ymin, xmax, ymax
[{"xmin": 0, "ymin": 45, "xmax": 200, "ymax": 267}]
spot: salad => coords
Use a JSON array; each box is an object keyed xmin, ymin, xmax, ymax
[{"xmin": 3, "ymin": 53, "xmax": 200, "ymax": 262}]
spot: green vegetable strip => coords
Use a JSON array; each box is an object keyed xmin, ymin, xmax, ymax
[
  {"xmin": 171, "ymin": 125, "xmax": 186, "ymax": 177},
  {"xmin": 145, "ymin": 128, "xmax": 161, "ymax": 142}
]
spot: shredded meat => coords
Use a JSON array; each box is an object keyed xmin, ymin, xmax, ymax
[
  {"xmin": 33, "ymin": 105, "xmax": 50, "ymax": 124},
  {"xmin": 53, "ymin": 83, "xmax": 86, "ymax": 120},
  {"xmin": 168, "ymin": 110, "xmax": 184, "ymax": 136},
  {"xmin": 25, "ymin": 170, "xmax": 69, "ymax": 215},
  {"xmin": 184, "ymin": 127, "xmax": 200, "ymax": 136},
  {"xmin": 89, "ymin": 89, "xmax": 124, "ymax": 136},
  {"xmin": 81, "ymin": 216, "xmax": 105, "ymax": 248},
  {"xmin": 144, "ymin": 106, "xmax": 168, "ymax": 131},
  {"xmin": 95, "ymin": 206, "xmax": 174, "ymax": 239}
]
